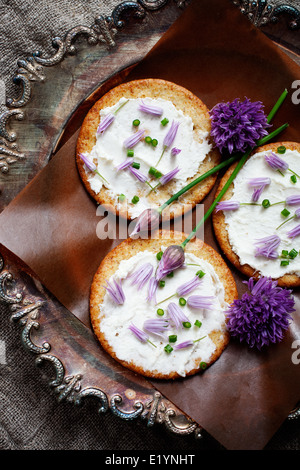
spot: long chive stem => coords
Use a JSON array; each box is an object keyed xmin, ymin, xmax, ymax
[
  {"xmin": 95, "ymin": 169, "xmax": 109, "ymax": 185},
  {"xmin": 276, "ymin": 215, "xmax": 295, "ymax": 230},
  {"xmin": 266, "ymin": 89, "xmax": 287, "ymax": 123}
]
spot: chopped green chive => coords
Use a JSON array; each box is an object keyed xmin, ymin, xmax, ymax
[
  {"xmin": 164, "ymin": 344, "xmax": 173, "ymax": 354},
  {"xmin": 179, "ymin": 297, "xmax": 186, "ymax": 306},
  {"xmin": 157, "ymin": 308, "xmax": 164, "ymax": 316},
  {"xmin": 281, "ymin": 249, "xmax": 289, "ymax": 258},
  {"xmin": 167, "ymin": 271, "xmax": 174, "ymax": 278},
  {"xmin": 291, "ymin": 174, "xmax": 297, "ymax": 184},
  {"xmin": 200, "ymin": 361, "xmax": 207, "ymax": 370},
  {"xmin": 277, "ymin": 145, "xmax": 286, "ymax": 154},
  {"xmin": 194, "ymin": 319, "xmax": 202, "ymax": 328},
  {"xmin": 148, "ymin": 166, "xmax": 162, "ymax": 179},
  {"xmin": 262, "ymin": 199, "xmax": 271, "ymax": 208},
  {"xmin": 145, "ymin": 136, "xmax": 152, "ymax": 144},
  {"xmin": 151, "ymin": 138, "xmax": 158, "ymax": 147},
  {"xmin": 159, "ymin": 280, "xmax": 165, "ymax": 288},
  {"xmin": 131, "ymin": 195, "xmax": 139, "ymax": 204},
  {"xmin": 132, "ymin": 162, "xmax": 140, "ymax": 169},
  {"xmin": 289, "ymin": 248, "xmax": 298, "ymax": 259},
  {"xmin": 281, "ymin": 208, "xmax": 290, "ymax": 217},
  {"xmin": 182, "ymin": 321, "xmax": 191, "ymax": 329},
  {"xmin": 156, "ymin": 251, "xmax": 163, "ymax": 261},
  {"xmin": 281, "ymin": 260, "xmax": 289, "ymax": 266},
  {"xmin": 132, "ymin": 119, "xmax": 140, "ymax": 127},
  {"xmin": 168, "ymin": 335, "xmax": 177, "ymax": 343},
  {"xmin": 161, "ymin": 118, "xmax": 169, "ymax": 126},
  {"xmin": 196, "ymin": 270, "xmax": 205, "ymax": 278},
  {"xmin": 127, "ymin": 149, "xmax": 134, "ymax": 157}
]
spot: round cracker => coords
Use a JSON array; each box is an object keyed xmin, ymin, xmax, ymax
[
  {"xmin": 76, "ymin": 78, "xmax": 220, "ymax": 220},
  {"xmin": 90, "ymin": 230, "xmax": 238, "ymax": 379},
  {"xmin": 213, "ymin": 141, "xmax": 300, "ymax": 288}
]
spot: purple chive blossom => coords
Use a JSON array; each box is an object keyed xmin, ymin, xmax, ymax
[
  {"xmin": 129, "ymin": 263, "xmax": 153, "ymax": 289},
  {"xmin": 104, "ymin": 279, "xmax": 125, "ymax": 305},
  {"xmin": 128, "ymin": 323, "xmax": 156, "ymax": 348},
  {"xmin": 164, "ymin": 120, "xmax": 180, "ymax": 148},
  {"xmin": 215, "ymin": 201, "xmax": 240, "ymax": 212},
  {"xmin": 97, "ymin": 113, "xmax": 115, "ymax": 135},
  {"xmin": 174, "ymin": 337, "xmax": 206, "ymax": 350},
  {"xmin": 287, "ymin": 224, "xmax": 300, "ymax": 239},
  {"xmin": 187, "ymin": 296, "xmax": 215, "ymax": 309},
  {"xmin": 167, "ymin": 302, "xmax": 190, "ymax": 330},
  {"xmin": 254, "ymin": 234, "xmax": 280, "ymax": 259},
  {"xmin": 128, "ymin": 166, "xmax": 148, "ymax": 183},
  {"xmin": 130, "ymin": 209, "xmax": 161, "ymax": 237},
  {"xmin": 176, "ymin": 276, "xmax": 202, "ymax": 297},
  {"xmin": 79, "ymin": 153, "xmax": 97, "ymax": 171},
  {"xmin": 265, "ymin": 152, "xmax": 288, "ymax": 172},
  {"xmin": 159, "ymin": 167, "xmax": 180, "ymax": 185},
  {"xmin": 138, "ymin": 99, "xmax": 163, "ymax": 116},
  {"xmin": 295, "ymin": 207, "xmax": 300, "ymax": 217},
  {"xmin": 143, "ymin": 318, "xmax": 169, "ymax": 338},
  {"xmin": 116, "ymin": 157, "xmax": 133, "ymax": 171},
  {"xmin": 209, "ymin": 98, "xmax": 270, "ymax": 154},
  {"xmin": 156, "ymin": 245, "xmax": 185, "ymax": 280},
  {"xmin": 248, "ymin": 177, "xmax": 271, "ymax": 202},
  {"xmin": 286, "ymin": 195, "xmax": 300, "ymax": 206},
  {"xmin": 226, "ymin": 276, "xmax": 294, "ymax": 350},
  {"xmin": 171, "ymin": 147, "xmax": 181, "ymax": 156},
  {"xmin": 123, "ymin": 129, "xmax": 146, "ymax": 148},
  {"xmin": 147, "ymin": 277, "xmax": 158, "ymax": 303}
]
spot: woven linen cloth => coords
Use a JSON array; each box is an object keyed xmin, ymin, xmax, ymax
[{"xmin": 0, "ymin": 0, "xmax": 300, "ymax": 451}]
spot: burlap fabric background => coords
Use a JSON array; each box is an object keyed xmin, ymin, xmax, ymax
[{"xmin": 0, "ymin": 0, "xmax": 300, "ymax": 451}]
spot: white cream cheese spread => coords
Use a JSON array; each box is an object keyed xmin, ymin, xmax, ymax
[
  {"xmin": 99, "ymin": 249, "xmax": 228, "ymax": 377},
  {"xmin": 85, "ymin": 97, "xmax": 211, "ymax": 218},
  {"xmin": 224, "ymin": 148, "xmax": 300, "ymax": 278}
]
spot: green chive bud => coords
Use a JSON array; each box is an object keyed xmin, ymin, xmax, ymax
[
  {"xmin": 167, "ymin": 271, "xmax": 174, "ymax": 278},
  {"xmin": 145, "ymin": 136, "xmax": 152, "ymax": 144},
  {"xmin": 156, "ymin": 251, "xmax": 163, "ymax": 261},
  {"xmin": 151, "ymin": 138, "xmax": 158, "ymax": 147},
  {"xmin": 168, "ymin": 335, "xmax": 177, "ymax": 343},
  {"xmin": 157, "ymin": 308, "xmax": 164, "ymax": 316},
  {"xmin": 291, "ymin": 174, "xmax": 297, "ymax": 184},
  {"xmin": 194, "ymin": 319, "xmax": 202, "ymax": 328},
  {"xmin": 159, "ymin": 280, "xmax": 165, "ymax": 288},
  {"xmin": 118, "ymin": 194, "xmax": 126, "ymax": 202},
  {"xmin": 182, "ymin": 321, "xmax": 191, "ymax": 329},
  {"xmin": 281, "ymin": 208, "xmax": 290, "ymax": 217},
  {"xmin": 131, "ymin": 195, "xmax": 139, "ymax": 204},
  {"xmin": 281, "ymin": 260, "xmax": 289, "ymax": 266},
  {"xmin": 132, "ymin": 162, "xmax": 140, "ymax": 169},
  {"xmin": 281, "ymin": 250, "xmax": 289, "ymax": 258},
  {"xmin": 179, "ymin": 297, "xmax": 186, "ymax": 306},
  {"xmin": 262, "ymin": 199, "xmax": 270, "ymax": 208},
  {"xmin": 132, "ymin": 119, "xmax": 140, "ymax": 127},
  {"xmin": 164, "ymin": 344, "xmax": 173, "ymax": 354},
  {"xmin": 161, "ymin": 118, "xmax": 169, "ymax": 126},
  {"xmin": 127, "ymin": 149, "xmax": 134, "ymax": 157},
  {"xmin": 277, "ymin": 146, "xmax": 286, "ymax": 154},
  {"xmin": 289, "ymin": 248, "xmax": 298, "ymax": 259},
  {"xmin": 196, "ymin": 270, "xmax": 205, "ymax": 278},
  {"xmin": 200, "ymin": 361, "xmax": 207, "ymax": 370}
]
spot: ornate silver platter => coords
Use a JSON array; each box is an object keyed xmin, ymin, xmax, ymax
[{"xmin": 0, "ymin": 0, "xmax": 300, "ymax": 446}]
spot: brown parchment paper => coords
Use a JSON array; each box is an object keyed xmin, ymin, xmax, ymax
[{"xmin": 0, "ymin": 0, "xmax": 300, "ymax": 450}]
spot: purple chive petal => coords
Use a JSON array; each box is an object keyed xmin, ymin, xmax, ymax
[
  {"xmin": 128, "ymin": 323, "xmax": 148, "ymax": 343},
  {"xmin": 130, "ymin": 209, "xmax": 161, "ymax": 237},
  {"xmin": 143, "ymin": 318, "xmax": 169, "ymax": 337},
  {"xmin": 129, "ymin": 263, "xmax": 153, "ymax": 289},
  {"xmin": 159, "ymin": 167, "xmax": 180, "ymax": 185},
  {"xmin": 209, "ymin": 98, "xmax": 270, "ymax": 154},
  {"xmin": 163, "ymin": 120, "xmax": 180, "ymax": 148},
  {"xmin": 226, "ymin": 276, "xmax": 294, "ymax": 350},
  {"xmin": 176, "ymin": 276, "xmax": 202, "ymax": 297},
  {"xmin": 138, "ymin": 99, "xmax": 163, "ymax": 116},
  {"xmin": 287, "ymin": 224, "xmax": 300, "ymax": 239},
  {"xmin": 128, "ymin": 166, "xmax": 148, "ymax": 183},
  {"xmin": 171, "ymin": 147, "xmax": 181, "ymax": 156},
  {"xmin": 286, "ymin": 195, "xmax": 300, "ymax": 206},
  {"xmin": 295, "ymin": 207, "xmax": 300, "ymax": 218},
  {"xmin": 97, "ymin": 113, "xmax": 115, "ymax": 134},
  {"xmin": 254, "ymin": 234, "xmax": 280, "ymax": 259},
  {"xmin": 116, "ymin": 157, "xmax": 133, "ymax": 171},
  {"xmin": 215, "ymin": 201, "xmax": 240, "ymax": 212},
  {"xmin": 167, "ymin": 302, "xmax": 190, "ymax": 330},
  {"xmin": 123, "ymin": 129, "xmax": 146, "ymax": 148},
  {"xmin": 265, "ymin": 152, "xmax": 288, "ymax": 171},
  {"xmin": 147, "ymin": 277, "xmax": 158, "ymax": 303},
  {"xmin": 174, "ymin": 340, "xmax": 194, "ymax": 350},
  {"xmin": 79, "ymin": 153, "xmax": 97, "ymax": 172},
  {"xmin": 156, "ymin": 245, "xmax": 185, "ymax": 281},
  {"xmin": 187, "ymin": 295, "xmax": 215, "ymax": 309},
  {"xmin": 104, "ymin": 279, "xmax": 125, "ymax": 304},
  {"xmin": 248, "ymin": 177, "xmax": 271, "ymax": 202}
]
